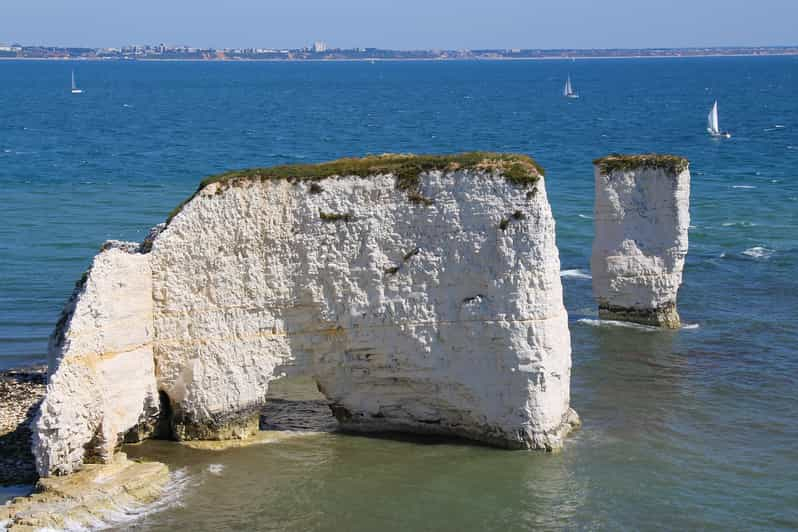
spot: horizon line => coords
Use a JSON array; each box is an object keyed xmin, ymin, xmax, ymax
[{"xmin": 4, "ymin": 42, "xmax": 798, "ymax": 51}]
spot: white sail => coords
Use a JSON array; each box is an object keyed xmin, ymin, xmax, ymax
[
  {"xmin": 563, "ymin": 76, "xmax": 573, "ymax": 97},
  {"xmin": 707, "ymin": 101, "xmax": 720, "ymax": 135},
  {"xmin": 71, "ymin": 70, "xmax": 83, "ymax": 94}
]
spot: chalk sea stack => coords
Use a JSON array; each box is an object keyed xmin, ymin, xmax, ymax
[
  {"xmin": 591, "ymin": 154, "xmax": 691, "ymax": 328},
  {"xmin": 33, "ymin": 152, "xmax": 579, "ymax": 478}
]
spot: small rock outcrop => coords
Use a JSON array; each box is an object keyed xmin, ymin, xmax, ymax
[
  {"xmin": 34, "ymin": 153, "xmax": 579, "ymax": 477},
  {"xmin": 590, "ymin": 154, "xmax": 691, "ymax": 328}
]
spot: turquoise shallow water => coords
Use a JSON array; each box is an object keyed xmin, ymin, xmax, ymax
[{"xmin": 1, "ymin": 57, "xmax": 797, "ymax": 529}]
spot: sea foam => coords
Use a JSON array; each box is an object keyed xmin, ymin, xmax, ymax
[
  {"xmin": 578, "ymin": 318, "xmax": 699, "ymax": 331},
  {"xmin": 742, "ymin": 246, "xmax": 775, "ymax": 259},
  {"xmin": 577, "ymin": 318, "xmax": 659, "ymax": 332},
  {"xmin": 561, "ymin": 269, "xmax": 592, "ymax": 280}
]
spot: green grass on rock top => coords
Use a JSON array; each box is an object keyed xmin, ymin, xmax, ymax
[
  {"xmin": 167, "ymin": 152, "xmax": 544, "ymax": 223},
  {"xmin": 201, "ymin": 152, "xmax": 543, "ymax": 189},
  {"xmin": 594, "ymin": 154, "xmax": 689, "ymax": 176}
]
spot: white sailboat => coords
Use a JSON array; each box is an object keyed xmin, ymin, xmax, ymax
[
  {"xmin": 707, "ymin": 100, "xmax": 730, "ymax": 138},
  {"xmin": 563, "ymin": 75, "xmax": 578, "ymax": 99},
  {"xmin": 71, "ymin": 70, "xmax": 83, "ymax": 94}
]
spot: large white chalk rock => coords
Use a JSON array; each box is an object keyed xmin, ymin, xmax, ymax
[
  {"xmin": 33, "ymin": 244, "xmax": 160, "ymax": 476},
  {"xmin": 152, "ymin": 154, "xmax": 578, "ymax": 449},
  {"xmin": 591, "ymin": 155, "xmax": 691, "ymax": 328},
  {"xmin": 33, "ymin": 154, "xmax": 580, "ymax": 478}
]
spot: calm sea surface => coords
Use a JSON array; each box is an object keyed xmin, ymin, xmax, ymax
[{"xmin": 1, "ymin": 58, "xmax": 797, "ymax": 530}]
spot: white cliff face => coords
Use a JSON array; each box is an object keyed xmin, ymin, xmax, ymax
[
  {"xmin": 152, "ymin": 168, "xmax": 577, "ymax": 449},
  {"xmin": 33, "ymin": 154, "xmax": 579, "ymax": 477},
  {"xmin": 33, "ymin": 245, "xmax": 159, "ymax": 476},
  {"xmin": 590, "ymin": 156, "xmax": 691, "ymax": 328}
]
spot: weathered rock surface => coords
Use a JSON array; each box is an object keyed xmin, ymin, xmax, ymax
[
  {"xmin": 33, "ymin": 244, "xmax": 160, "ymax": 476},
  {"xmin": 0, "ymin": 453, "xmax": 170, "ymax": 531},
  {"xmin": 34, "ymin": 153, "xmax": 579, "ymax": 477},
  {"xmin": 591, "ymin": 154, "xmax": 691, "ymax": 328}
]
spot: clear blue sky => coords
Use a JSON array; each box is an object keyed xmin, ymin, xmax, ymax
[{"xmin": 1, "ymin": 0, "xmax": 796, "ymax": 49}]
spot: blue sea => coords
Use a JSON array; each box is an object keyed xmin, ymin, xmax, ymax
[{"xmin": 1, "ymin": 58, "xmax": 797, "ymax": 530}]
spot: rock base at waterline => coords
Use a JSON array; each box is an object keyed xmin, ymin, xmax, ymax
[
  {"xmin": 598, "ymin": 303, "xmax": 681, "ymax": 329},
  {"xmin": 334, "ymin": 406, "xmax": 581, "ymax": 451}
]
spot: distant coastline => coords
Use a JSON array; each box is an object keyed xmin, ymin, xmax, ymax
[{"xmin": 0, "ymin": 44, "xmax": 796, "ymax": 62}]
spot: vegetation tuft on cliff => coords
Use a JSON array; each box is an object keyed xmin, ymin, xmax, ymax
[
  {"xmin": 167, "ymin": 152, "xmax": 543, "ymax": 223},
  {"xmin": 594, "ymin": 154, "xmax": 689, "ymax": 176}
]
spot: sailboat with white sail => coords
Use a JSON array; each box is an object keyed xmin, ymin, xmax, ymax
[
  {"xmin": 563, "ymin": 75, "xmax": 578, "ymax": 99},
  {"xmin": 707, "ymin": 100, "xmax": 730, "ymax": 138},
  {"xmin": 71, "ymin": 70, "xmax": 83, "ymax": 94}
]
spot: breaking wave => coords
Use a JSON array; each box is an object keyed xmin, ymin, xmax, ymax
[
  {"xmin": 561, "ymin": 269, "xmax": 592, "ymax": 280},
  {"xmin": 577, "ymin": 319, "xmax": 659, "ymax": 331},
  {"xmin": 58, "ymin": 468, "xmax": 192, "ymax": 531},
  {"xmin": 722, "ymin": 221, "xmax": 756, "ymax": 227},
  {"xmin": 742, "ymin": 246, "xmax": 775, "ymax": 259},
  {"xmin": 578, "ymin": 319, "xmax": 699, "ymax": 331}
]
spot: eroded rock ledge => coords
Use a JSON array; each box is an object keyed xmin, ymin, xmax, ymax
[
  {"xmin": 591, "ymin": 154, "xmax": 691, "ymax": 328},
  {"xmin": 1, "ymin": 453, "xmax": 170, "ymax": 530},
  {"xmin": 34, "ymin": 152, "xmax": 579, "ymax": 477}
]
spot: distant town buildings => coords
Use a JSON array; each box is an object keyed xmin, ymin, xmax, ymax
[
  {"xmin": 0, "ymin": 42, "xmax": 796, "ymax": 61},
  {"xmin": 0, "ymin": 43, "xmax": 22, "ymax": 52}
]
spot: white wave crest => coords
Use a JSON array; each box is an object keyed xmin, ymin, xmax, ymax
[
  {"xmin": 577, "ymin": 318, "xmax": 659, "ymax": 331},
  {"xmin": 57, "ymin": 468, "xmax": 193, "ymax": 531},
  {"xmin": 577, "ymin": 214, "xmax": 592, "ymax": 220},
  {"xmin": 578, "ymin": 318, "xmax": 698, "ymax": 331},
  {"xmin": 732, "ymin": 185, "xmax": 756, "ymax": 189},
  {"xmin": 722, "ymin": 221, "xmax": 756, "ymax": 227},
  {"xmin": 561, "ymin": 269, "xmax": 592, "ymax": 280},
  {"xmin": 742, "ymin": 246, "xmax": 774, "ymax": 259}
]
